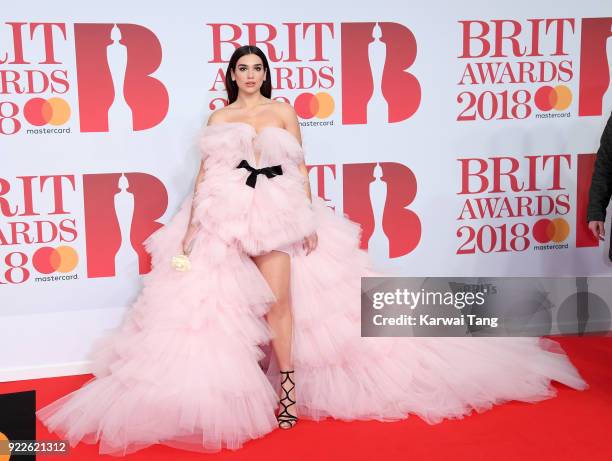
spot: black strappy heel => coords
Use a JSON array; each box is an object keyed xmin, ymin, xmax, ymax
[{"xmin": 277, "ymin": 370, "xmax": 297, "ymax": 429}]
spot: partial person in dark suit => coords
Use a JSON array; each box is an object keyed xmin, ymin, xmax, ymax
[{"xmin": 587, "ymin": 111, "xmax": 612, "ymax": 261}]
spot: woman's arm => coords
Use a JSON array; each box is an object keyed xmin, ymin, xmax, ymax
[
  {"xmin": 187, "ymin": 160, "xmax": 207, "ymax": 225},
  {"xmin": 182, "ymin": 113, "xmax": 221, "ymax": 254},
  {"xmin": 182, "ymin": 159, "xmax": 206, "ymax": 254},
  {"xmin": 298, "ymin": 161, "xmax": 312, "ymax": 203}
]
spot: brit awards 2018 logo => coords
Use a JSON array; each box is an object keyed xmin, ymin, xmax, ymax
[
  {"xmin": 0, "ymin": 22, "xmax": 69, "ymax": 135},
  {"xmin": 0, "ymin": 174, "xmax": 78, "ymax": 284},
  {"xmin": 456, "ymin": 18, "xmax": 576, "ymax": 121},
  {"xmin": 0, "ymin": 21, "xmax": 168, "ymax": 135},
  {"xmin": 456, "ymin": 16, "xmax": 612, "ymax": 121},
  {"xmin": 455, "ymin": 154, "xmax": 578, "ymax": 254},
  {"xmin": 457, "ymin": 153, "xmax": 599, "ymax": 254},
  {"xmin": 0, "ymin": 172, "xmax": 168, "ymax": 284},
  {"xmin": 205, "ymin": 21, "xmax": 420, "ymax": 126}
]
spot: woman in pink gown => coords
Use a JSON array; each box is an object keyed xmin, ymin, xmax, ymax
[{"xmin": 36, "ymin": 45, "xmax": 588, "ymax": 456}]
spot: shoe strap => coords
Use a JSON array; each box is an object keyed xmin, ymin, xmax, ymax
[{"xmin": 278, "ymin": 370, "xmax": 297, "ymax": 421}]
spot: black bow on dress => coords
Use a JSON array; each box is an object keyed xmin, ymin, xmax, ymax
[{"xmin": 236, "ymin": 159, "xmax": 283, "ymax": 188}]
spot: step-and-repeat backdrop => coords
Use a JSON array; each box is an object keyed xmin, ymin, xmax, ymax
[{"xmin": 1, "ymin": 0, "xmax": 611, "ymax": 378}]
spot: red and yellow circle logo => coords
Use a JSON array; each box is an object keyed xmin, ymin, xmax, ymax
[
  {"xmin": 294, "ymin": 92, "xmax": 335, "ymax": 119},
  {"xmin": 532, "ymin": 218, "xmax": 570, "ymax": 243},
  {"xmin": 32, "ymin": 246, "xmax": 79, "ymax": 274},
  {"xmin": 23, "ymin": 97, "xmax": 71, "ymax": 126},
  {"xmin": 534, "ymin": 85, "xmax": 572, "ymax": 112}
]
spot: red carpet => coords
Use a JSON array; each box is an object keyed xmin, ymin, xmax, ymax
[{"xmin": 1, "ymin": 335, "xmax": 610, "ymax": 461}]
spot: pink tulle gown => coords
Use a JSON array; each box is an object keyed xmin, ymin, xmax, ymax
[{"xmin": 36, "ymin": 122, "xmax": 588, "ymax": 456}]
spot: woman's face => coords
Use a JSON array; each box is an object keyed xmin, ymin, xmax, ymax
[{"xmin": 232, "ymin": 54, "xmax": 266, "ymax": 94}]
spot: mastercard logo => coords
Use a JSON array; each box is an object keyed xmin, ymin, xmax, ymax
[
  {"xmin": 23, "ymin": 97, "xmax": 71, "ymax": 126},
  {"xmin": 534, "ymin": 85, "xmax": 572, "ymax": 112},
  {"xmin": 294, "ymin": 92, "xmax": 334, "ymax": 119},
  {"xmin": 532, "ymin": 218, "xmax": 570, "ymax": 244},
  {"xmin": 32, "ymin": 245, "xmax": 79, "ymax": 274}
]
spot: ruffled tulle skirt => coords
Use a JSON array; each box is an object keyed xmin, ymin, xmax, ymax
[
  {"xmin": 263, "ymin": 197, "xmax": 588, "ymax": 422},
  {"xmin": 36, "ymin": 194, "xmax": 588, "ymax": 456},
  {"xmin": 36, "ymin": 194, "xmax": 280, "ymax": 455}
]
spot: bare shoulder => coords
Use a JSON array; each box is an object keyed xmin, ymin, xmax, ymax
[
  {"xmin": 273, "ymin": 100, "xmax": 297, "ymax": 121},
  {"xmin": 274, "ymin": 101, "xmax": 302, "ymax": 145},
  {"xmin": 206, "ymin": 107, "xmax": 231, "ymax": 126}
]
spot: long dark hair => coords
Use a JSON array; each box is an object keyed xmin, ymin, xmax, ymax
[{"xmin": 225, "ymin": 45, "xmax": 272, "ymax": 104}]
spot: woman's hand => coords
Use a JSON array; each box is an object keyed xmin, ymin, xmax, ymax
[
  {"xmin": 182, "ymin": 223, "xmax": 199, "ymax": 255},
  {"xmin": 302, "ymin": 232, "xmax": 318, "ymax": 255},
  {"xmin": 181, "ymin": 240, "xmax": 192, "ymax": 256}
]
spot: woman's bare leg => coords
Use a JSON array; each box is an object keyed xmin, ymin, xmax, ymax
[
  {"xmin": 251, "ymin": 250, "xmax": 293, "ymax": 370},
  {"xmin": 251, "ymin": 250, "xmax": 297, "ymax": 426}
]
